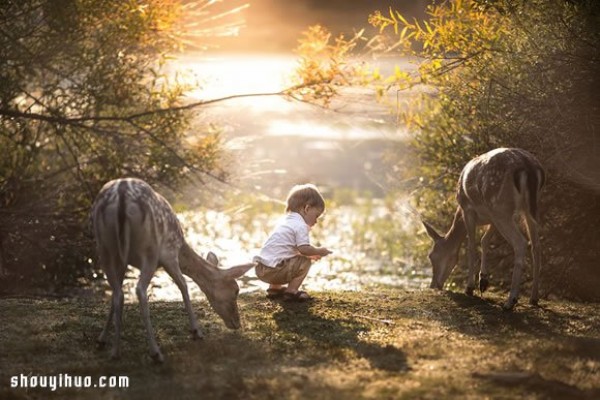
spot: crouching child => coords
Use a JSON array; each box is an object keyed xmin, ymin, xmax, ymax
[{"xmin": 254, "ymin": 184, "xmax": 332, "ymax": 302}]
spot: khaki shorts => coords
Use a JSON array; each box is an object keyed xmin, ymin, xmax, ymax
[{"xmin": 255, "ymin": 256, "xmax": 311, "ymax": 285}]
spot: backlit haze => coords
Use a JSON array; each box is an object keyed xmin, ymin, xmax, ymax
[
  {"xmin": 170, "ymin": 0, "xmax": 428, "ymax": 197},
  {"xmin": 126, "ymin": 0, "xmax": 430, "ymax": 301}
]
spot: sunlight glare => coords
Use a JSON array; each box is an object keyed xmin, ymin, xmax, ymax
[
  {"xmin": 267, "ymin": 119, "xmax": 389, "ymax": 140},
  {"xmin": 174, "ymin": 54, "xmax": 297, "ymax": 101}
]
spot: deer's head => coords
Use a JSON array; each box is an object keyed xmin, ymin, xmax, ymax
[
  {"xmin": 189, "ymin": 252, "xmax": 253, "ymax": 330},
  {"xmin": 422, "ymin": 221, "xmax": 459, "ymax": 290}
]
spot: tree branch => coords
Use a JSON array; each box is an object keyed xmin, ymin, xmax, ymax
[{"xmin": 0, "ymin": 84, "xmax": 310, "ymax": 126}]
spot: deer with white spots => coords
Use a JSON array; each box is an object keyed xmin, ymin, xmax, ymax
[
  {"xmin": 91, "ymin": 178, "xmax": 254, "ymax": 362},
  {"xmin": 422, "ymin": 148, "xmax": 545, "ymax": 311}
]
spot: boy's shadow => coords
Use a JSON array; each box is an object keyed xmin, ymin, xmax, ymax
[{"xmin": 272, "ymin": 300, "xmax": 409, "ymax": 372}]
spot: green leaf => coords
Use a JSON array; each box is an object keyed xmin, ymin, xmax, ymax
[{"xmin": 395, "ymin": 10, "xmax": 410, "ymax": 26}]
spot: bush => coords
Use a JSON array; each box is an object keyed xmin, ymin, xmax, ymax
[
  {"xmin": 369, "ymin": 0, "xmax": 600, "ymax": 300},
  {"xmin": 0, "ymin": 0, "xmax": 224, "ymax": 291}
]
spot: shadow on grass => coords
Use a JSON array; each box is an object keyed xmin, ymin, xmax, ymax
[
  {"xmin": 441, "ymin": 291, "xmax": 600, "ymax": 340},
  {"xmin": 442, "ymin": 290, "xmax": 576, "ymax": 336},
  {"xmin": 33, "ymin": 300, "xmax": 372, "ymax": 400},
  {"xmin": 272, "ymin": 299, "xmax": 409, "ymax": 373},
  {"xmin": 473, "ymin": 371, "xmax": 600, "ymax": 400},
  {"xmin": 428, "ymin": 290, "xmax": 600, "ymax": 399}
]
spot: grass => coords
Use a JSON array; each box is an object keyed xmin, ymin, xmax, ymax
[{"xmin": 1, "ymin": 289, "xmax": 599, "ymax": 399}]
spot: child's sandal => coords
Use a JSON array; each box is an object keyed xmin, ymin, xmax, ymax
[
  {"xmin": 283, "ymin": 290, "xmax": 312, "ymax": 302},
  {"xmin": 266, "ymin": 287, "xmax": 287, "ymax": 299}
]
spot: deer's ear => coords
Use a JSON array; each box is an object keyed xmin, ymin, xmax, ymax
[
  {"xmin": 225, "ymin": 263, "xmax": 255, "ymax": 279},
  {"xmin": 422, "ymin": 220, "xmax": 443, "ymax": 242},
  {"xmin": 206, "ymin": 251, "xmax": 219, "ymax": 267}
]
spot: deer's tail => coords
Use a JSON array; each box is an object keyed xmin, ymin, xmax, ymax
[{"xmin": 514, "ymin": 163, "xmax": 545, "ymax": 221}]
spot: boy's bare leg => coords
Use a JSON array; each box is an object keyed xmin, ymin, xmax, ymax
[
  {"xmin": 285, "ymin": 267, "xmax": 309, "ymax": 293},
  {"xmin": 286, "ymin": 271, "xmax": 308, "ymax": 293},
  {"xmin": 268, "ymin": 284, "xmax": 285, "ymax": 290}
]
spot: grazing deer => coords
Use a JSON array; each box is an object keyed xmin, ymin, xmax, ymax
[
  {"xmin": 91, "ymin": 178, "xmax": 254, "ymax": 362},
  {"xmin": 422, "ymin": 148, "xmax": 545, "ymax": 310}
]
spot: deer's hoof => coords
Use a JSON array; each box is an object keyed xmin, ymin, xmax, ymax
[
  {"xmin": 502, "ymin": 298, "xmax": 518, "ymax": 311},
  {"xmin": 110, "ymin": 350, "xmax": 121, "ymax": 360},
  {"xmin": 465, "ymin": 286, "xmax": 475, "ymax": 296},
  {"xmin": 479, "ymin": 277, "xmax": 489, "ymax": 293},
  {"xmin": 151, "ymin": 351, "xmax": 164, "ymax": 363},
  {"xmin": 96, "ymin": 340, "xmax": 107, "ymax": 350},
  {"xmin": 529, "ymin": 298, "xmax": 539, "ymax": 306},
  {"xmin": 191, "ymin": 329, "xmax": 204, "ymax": 340}
]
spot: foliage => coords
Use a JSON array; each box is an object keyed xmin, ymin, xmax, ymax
[
  {"xmin": 292, "ymin": 25, "xmax": 368, "ymax": 106},
  {"xmin": 292, "ymin": 1, "xmax": 600, "ymax": 299},
  {"xmin": 367, "ymin": 0, "xmax": 600, "ymax": 299},
  {"xmin": 0, "ymin": 0, "xmax": 226, "ymax": 289}
]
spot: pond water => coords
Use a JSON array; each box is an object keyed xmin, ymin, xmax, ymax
[
  {"xmin": 119, "ymin": 205, "xmax": 430, "ymax": 303},
  {"xmin": 175, "ymin": 53, "xmax": 416, "ymax": 198}
]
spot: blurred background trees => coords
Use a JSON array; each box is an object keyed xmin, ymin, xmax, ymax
[
  {"xmin": 0, "ymin": 0, "xmax": 225, "ymax": 290},
  {"xmin": 367, "ymin": 0, "xmax": 600, "ymax": 299},
  {"xmin": 294, "ymin": 0, "xmax": 600, "ymax": 300}
]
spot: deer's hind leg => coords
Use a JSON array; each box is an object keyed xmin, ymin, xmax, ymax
[
  {"xmin": 136, "ymin": 252, "xmax": 163, "ymax": 362},
  {"xmin": 525, "ymin": 215, "xmax": 542, "ymax": 306},
  {"xmin": 98, "ymin": 249, "xmax": 127, "ymax": 359},
  {"xmin": 96, "ymin": 252, "xmax": 112, "ymax": 347},
  {"xmin": 491, "ymin": 217, "xmax": 528, "ymax": 311},
  {"xmin": 463, "ymin": 209, "xmax": 478, "ymax": 296},
  {"xmin": 97, "ymin": 302, "xmax": 113, "ymax": 348}
]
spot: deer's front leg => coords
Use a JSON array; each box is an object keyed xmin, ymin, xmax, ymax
[
  {"xmin": 463, "ymin": 210, "xmax": 478, "ymax": 296},
  {"xmin": 163, "ymin": 257, "xmax": 203, "ymax": 340}
]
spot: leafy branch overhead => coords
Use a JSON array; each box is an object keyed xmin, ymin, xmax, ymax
[
  {"xmin": 0, "ymin": 1, "xmax": 229, "ymax": 193},
  {"xmin": 292, "ymin": 25, "xmax": 370, "ymax": 106},
  {"xmin": 0, "ymin": 0, "xmax": 246, "ymax": 286}
]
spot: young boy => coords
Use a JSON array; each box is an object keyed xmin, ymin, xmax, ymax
[{"xmin": 254, "ymin": 184, "xmax": 332, "ymax": 302}]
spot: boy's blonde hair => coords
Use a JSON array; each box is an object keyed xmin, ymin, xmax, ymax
[{"xmin": 286, "ymin": 184, "xmax": 325, "ymax": 213}]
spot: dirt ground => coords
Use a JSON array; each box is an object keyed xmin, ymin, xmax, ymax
[{"xmin": 1, "ymin": 288, "xmax": 599, "ymax": 399}]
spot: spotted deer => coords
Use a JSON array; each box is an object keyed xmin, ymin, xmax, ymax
[
  {"xmin": 91, "ymin": 178, "xmax": 254, "ymax": 362},
  {"xmin": 422, "ymin": 148, "xmax": 545, "ymax": 310}
]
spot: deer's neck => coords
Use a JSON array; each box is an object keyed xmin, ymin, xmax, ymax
[
  {"xmin": 178, "ymin": 242, "xmax": 218, "ymax": 289},
  {"xmin": 445, "ymin": 208, "xmax": 467, "ymax": 250}
]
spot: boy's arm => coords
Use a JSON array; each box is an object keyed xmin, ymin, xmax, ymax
[{"xmin": 297, "ymin": 244, "xmax": 332, "ymax": 258}]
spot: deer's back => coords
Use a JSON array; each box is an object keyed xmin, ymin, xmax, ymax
[
  {"xmin": 457, "ymin": 148, "xmax": 543, "ymax": 222},
  {"xmin": 92, "ymin": 178, "xmax": 184, "ymax": 264}
]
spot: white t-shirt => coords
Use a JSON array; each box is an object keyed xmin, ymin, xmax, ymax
[{"xmin": 253, "ymin": 212, "xmax": 310, "ymax": 268}]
